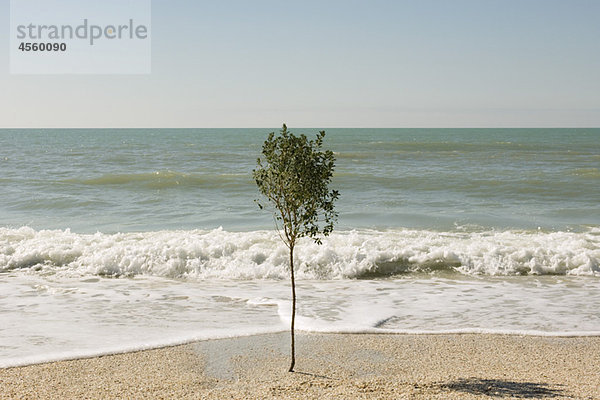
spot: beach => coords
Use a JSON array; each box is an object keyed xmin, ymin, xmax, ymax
[
  {"xmin": 1, "ymin": 129, "xmax": 599, "ymax": 398},
  {"xmin": 2, "ymin": 332, "xmax": 599, "ymax": 399},
  {"xmin": 3, "ymin": 0, "xmax": 600, "ymax": 395}
]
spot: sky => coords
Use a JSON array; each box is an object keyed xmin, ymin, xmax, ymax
[{"xmin": 1, "ymin": 0, "xmax": 599, "ymax": 128}]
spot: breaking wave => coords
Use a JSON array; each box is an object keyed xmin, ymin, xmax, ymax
[{"xmin": 1, "ymin": 226, "xmax": 599, "ymax": 278}]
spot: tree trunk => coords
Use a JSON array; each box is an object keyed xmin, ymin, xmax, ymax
[{"xmin": 288, "ymin": 244, "xmax": 296, "ymax": 372}]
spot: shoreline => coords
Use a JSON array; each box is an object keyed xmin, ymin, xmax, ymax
[
  {"xmin": 4, "ymin": 328, "xmax": 600, "ymax": 370},
  {"xmin": 2, "ymin": 332, "xmax": 599, "ymax": 399}
]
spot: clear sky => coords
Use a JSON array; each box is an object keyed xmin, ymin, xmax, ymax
[{"xmin": 2, "ymin": 0, "xmax": 599, "ymax": 128}]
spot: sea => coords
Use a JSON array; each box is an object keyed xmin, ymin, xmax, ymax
[{"xmin": 1, "ymin": 128, "xmax": 599, "ymax": 368}]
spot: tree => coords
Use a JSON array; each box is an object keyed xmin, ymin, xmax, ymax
[{"xmin": 253, "ymin": 124, "xmax": 339, "ymax": 372}]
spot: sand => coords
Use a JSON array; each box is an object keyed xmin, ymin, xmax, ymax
[{"xmin": 1, "ymin": 333, "xmax": 599, "ymax": 399}]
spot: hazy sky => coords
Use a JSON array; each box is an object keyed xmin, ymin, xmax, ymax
[{"xmin": 2, "ymin": 0, "xmax": 599, "ymax": 128}]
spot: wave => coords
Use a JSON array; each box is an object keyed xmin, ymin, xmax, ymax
[
  {"xmin": 571, "ymin": 168, "xmax": 600, "ymax": 178},
  {"xmin": 1, "ymin": 227, "xmax": 599, "ymax": 278},
  {"xmin": 65, "ymin": 171, "xmax": 250, "ymax": 189}
]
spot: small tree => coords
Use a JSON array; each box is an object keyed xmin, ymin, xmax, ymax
[{"xmin": 253, "ymin": 124, "xmax": 339, "ymax": 372}]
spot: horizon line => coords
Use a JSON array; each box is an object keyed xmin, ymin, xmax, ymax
[{"xmin": 1, "ymin": 126, "xmax": 600, "ymax": 130}]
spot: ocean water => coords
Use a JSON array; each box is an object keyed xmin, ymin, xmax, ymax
[{"xmin": 1, "ymin": 128, "xmax": 599, "ymax": 367}]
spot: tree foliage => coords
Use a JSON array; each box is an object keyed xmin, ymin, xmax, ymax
[
  {"xmin": 253, "ymin": 124, "xmax": 339, "ymax": 372},
  {"xmin": 254, "ymin": 124, "xmax": 339, "ymax": 247}
]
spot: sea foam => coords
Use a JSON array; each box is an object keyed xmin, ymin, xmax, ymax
[{"xmin": 1, "ymin": 226, "xmax": 598, "ymax": 278}]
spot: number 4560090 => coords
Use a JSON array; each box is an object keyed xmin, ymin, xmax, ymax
[{"xmin": 19, "ymin": 42, "xmax": 67, "ymax": 52}]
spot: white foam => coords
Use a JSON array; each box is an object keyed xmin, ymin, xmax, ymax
[
  {"xmin": 1, "ymin": 226, "xmax": 599, "ymax": 278},
  {"xmin": 1, "ymin": 272, "xmax": 599, "ymax": 369}
]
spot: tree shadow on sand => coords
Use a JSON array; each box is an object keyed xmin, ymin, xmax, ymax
[{"xmin": 439, "ymin": 378, "xmax": 566, "ymax": 398}]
